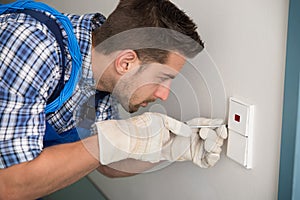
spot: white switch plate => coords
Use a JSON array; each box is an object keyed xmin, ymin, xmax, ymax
[
  {"xmin": 227, "ymin": 130, "xmax": 253, "ymax": 168},
  {"xmin": 228, "ymin": 97, "xmax": 254, "ymax": 136},
  {"xmin": 226, "ymin": 97, "xmax": 254, "ymax": 169}
]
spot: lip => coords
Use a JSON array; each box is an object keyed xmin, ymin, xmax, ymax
[{"xmin": 140, "ymin": 102, "xmax": 148, "ymax": 107}]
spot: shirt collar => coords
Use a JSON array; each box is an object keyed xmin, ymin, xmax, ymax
[{"xmin": 66, "ymin": 13, "xmax": 106, "ymax": 89}]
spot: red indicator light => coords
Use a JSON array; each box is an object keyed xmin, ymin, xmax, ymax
[{"xmin": 234, "ymin": 114, "xmax": 241, "ymax": 122}]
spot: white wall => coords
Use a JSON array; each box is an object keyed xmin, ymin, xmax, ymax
[
  {"xmin": 41, "ymin": 0, "xmax": 289, "ymax": 199},
  {"xmin": 38, "ymin": 0, "xmax": 118, "ymax": 16}
]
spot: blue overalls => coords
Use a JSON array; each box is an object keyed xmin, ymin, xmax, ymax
[
  {"xmin": 0, "ymin": 1, "xmax": 106, "ymax": 147},
  {"xmin": 44, "ymin": 91, "xmax": 110, "ymax": 147}
]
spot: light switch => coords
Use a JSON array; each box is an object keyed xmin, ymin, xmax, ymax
[
  {"xmin": 228, "ymin": 97, "xmax": 254, "ymax": 136},
  {"xmin": 227, "ymin": 130, "xmax": 252, "ymax": 168},
  {"xmin": 226, "ymin": 97, "xmax": 254, "ymax": 169}
]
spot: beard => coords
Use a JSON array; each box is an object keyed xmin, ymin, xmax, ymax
[
  {"xmin": 128, "ymin": 104, "xmax": 140, "ymax": 113},
  {"xmin": 112, "ymin": 90, "xmax": 140, "ymax": 113},
  {"xmin": 116, "ymin": 94, "xmax": 156, "ymax": 113},
  {"xmin": 111, "ymin": 74, "xmax": 157, "ymax": 113},
  {"xmin": 128, "ymin": 98, "xmax": 156, "ymax": 113}
]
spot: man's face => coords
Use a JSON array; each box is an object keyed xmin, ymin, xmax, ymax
[{"xmin": 112, "ymin": 53, "xmax": 186, "ymax": 113}]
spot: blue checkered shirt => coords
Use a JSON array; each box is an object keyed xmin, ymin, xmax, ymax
[{"xmin": 0, "ymin": 11, "xmax": 119, "ymax": 168}]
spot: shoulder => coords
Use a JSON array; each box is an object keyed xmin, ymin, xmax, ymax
[
  {"xmin": 66, "ymin": 13, "xmax": 106, "ymax": 31},
  {"xmin": 0, "ymin": 12, "xmax": 60, "ymax": 100}
]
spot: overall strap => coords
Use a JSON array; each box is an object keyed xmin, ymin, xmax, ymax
[
  {"xmin": 43, "ymin": 91, "xmax": 110, "ymax": 148},
  {"xmin": 77, "ymin": 91, "xmax": 111, "ymax": 129},
  {"xmin": 15, "ymin": 9, "xmax": 66, "ymax": 107}
]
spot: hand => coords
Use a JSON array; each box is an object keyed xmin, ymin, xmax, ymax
[
  {"xmin": 180, "ymin": 117, "xmax": 227, "ymax": 168},
  {"xmin": 94, "ymin": 113, "xmax": 227, "ymax": 169},
  {"xmin": 94, "ymin": 112, "xmax": 192, "ymax": 165}
]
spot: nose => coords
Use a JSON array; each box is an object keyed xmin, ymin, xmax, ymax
[{"xmin": 154, "ymin": 80, "xmax": 171, "ymax": 101}]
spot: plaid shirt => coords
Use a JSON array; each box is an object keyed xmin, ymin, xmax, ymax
[{"xmin": 0, "ymin": 11, "xmax": 119, "ymax": 168}]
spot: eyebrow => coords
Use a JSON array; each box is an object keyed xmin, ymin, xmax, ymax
[{"xmin": 163, "ymin": 73, "xmax": 176, "ymax": 79}]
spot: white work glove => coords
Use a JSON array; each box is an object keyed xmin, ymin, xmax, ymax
[
  {"xmin": 94, "ymin": 112, "xmax": 227, "ymax": 168},
  {"xmin": 94, "ymin": 112, "xmax": 192, "ymax": 165},
  {"xmin": 177, "ymin": 118, "xmax": 227, "ymax": 168}
]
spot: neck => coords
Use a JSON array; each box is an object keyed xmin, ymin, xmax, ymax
[
  {"xmin": 91, "ymin": 49, "xmax": 116, "ymax": 92},
  {"xmin": 95, "ymin": 74, "xmax": 114, "ymax": 93}
]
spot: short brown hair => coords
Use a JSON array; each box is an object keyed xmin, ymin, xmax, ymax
[{"xmin": 92, "ymin": 0, "xmax": 204, "ymax": 64}]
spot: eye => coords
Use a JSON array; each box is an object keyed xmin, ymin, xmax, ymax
[
  {"xmin": 157, "ymin": 73, "xmax": 175, "ymax": 83},
  {"xmin": 159, "ymin": 77, "xmax": 170, "ymax": 82}
]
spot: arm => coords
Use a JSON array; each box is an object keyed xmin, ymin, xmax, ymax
[
  {"xmin": 0, "ymin": 135, "xmax": 155, "ymax": 200},
  {"xmin": 98, "ymin": 159, "xmax": 159, "ymax": 178},
  {"xmin": 0, "ymin": 135, "xmax": 99, "ymax": 200}
]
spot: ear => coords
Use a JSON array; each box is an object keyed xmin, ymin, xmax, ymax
[{"xmin": 114, "ymin": 50, "xmax": 139, "ymax": 75}]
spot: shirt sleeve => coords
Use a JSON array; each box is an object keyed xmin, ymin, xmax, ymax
[
  {"xmin": 0, "ymin": 18, "xmax": 60, "ymax": 168},
  {"xmin": 96, "ymin": 95, "xmax": 120, "ymax": 121}
]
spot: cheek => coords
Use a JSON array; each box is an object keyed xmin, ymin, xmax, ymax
[{"xmin": 132, "ymin": 84, "xmax": 158, "ymax": 99}]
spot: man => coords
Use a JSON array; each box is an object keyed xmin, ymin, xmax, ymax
[{"xmin": 0, "ymin": 0, "xmax": 226, "ymax": 199}]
